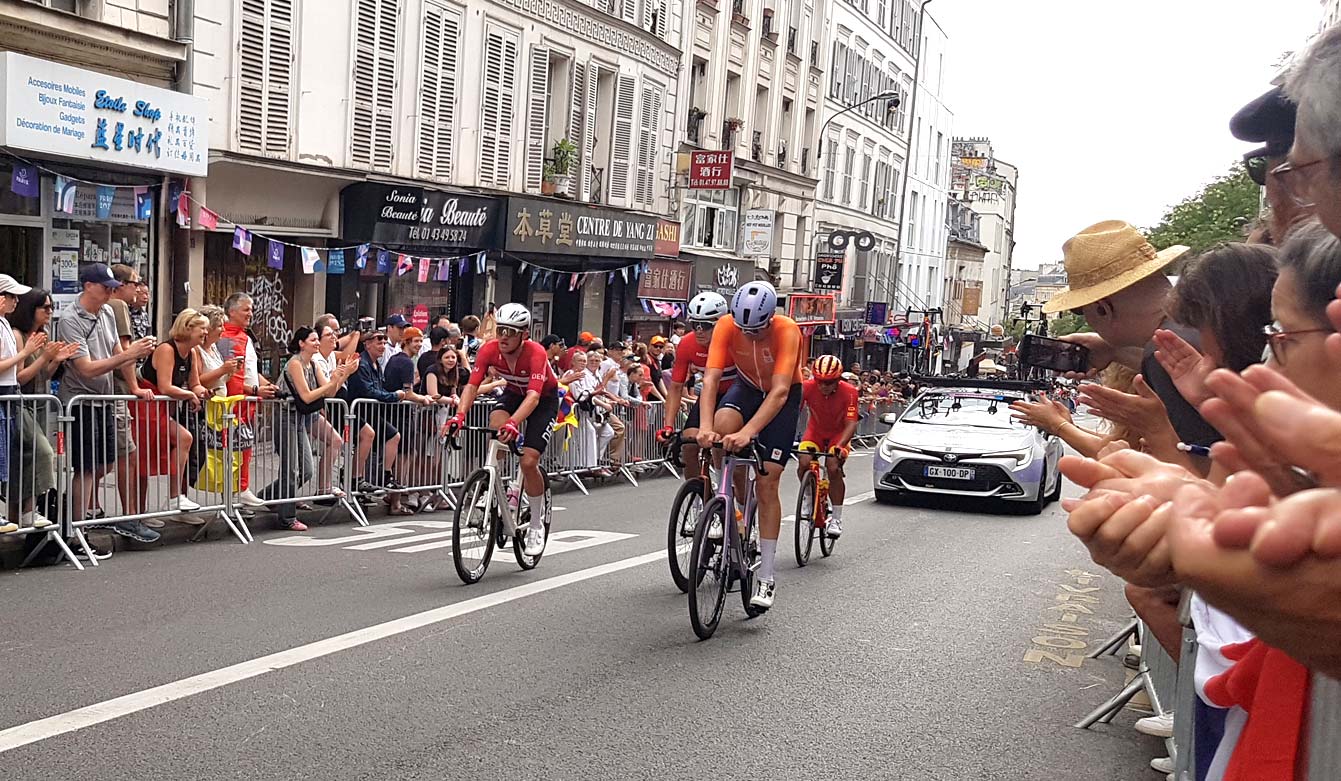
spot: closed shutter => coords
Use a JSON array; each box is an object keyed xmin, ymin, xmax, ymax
[
  {"xmin": 622, "ymin": 0, "xmax": 638, "ymax": 25},
  {"xmin": 610, "ymin": 74, "xmax": 636, "ymax": 207},
  {"xmin": 568, "ymin": 63, "xmax": 586, "ymax": 198},
  {"xmin": 524, "ymin": 47, "xmax": 551, "ymax": 194},
  {"xmin": 416, "ymin": 1, "xmax": 460, "ymax": 180},
  {"xmin": 351, "ymin": 0, "xmax": 400, "ymax": 170},
  {"xmin": 580, "ymin": 61, "xmax": 599, "ymax": 201},
  {"xmin": 634, "ymin": 84, "xmax": 661, "ymax": 208},
  {"xmin": 480, "ymin": 26, "xmax": 520, "ymax": 189},
  {"xmin": 237, "ymin": 0, "xmax": 293, "ymax": 156},
  {"xmin": 655, "ymin": 0, "xmax": 668, "ymax": 38}
]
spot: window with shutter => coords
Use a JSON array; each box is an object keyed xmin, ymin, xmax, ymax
[
  {"xmin": 237, "ymin": 0, "xmax": 294, "ymax": 157},
  {"xmin": 568, "ymin": 63, "xmax": 586, "ymax": 198},
  {"xmin": 351, "ymin": 0, "xmax": 401, "ymax": 170},
  {"xmin": 634, "ymin": 84, "xmax": 662, "ymax": 208},
  {"xmin": 580, "ymin": 61, "xmax": 599, "ymax": 201},
  {"xmin": 480, "ymin": 25, "xmax": 520, "ymax": 189},
  {"xmin": 416, "ymin": 1, "xmax": 460, "ymax": 180},
  {"xmin": 654, "ymin": 0, "xmax": 668, "ymax": 38},
  {"xmin": 609, "ymin": 74, "xmax": 636, "ymax": 207},
  {"xmin": 524, "ymin": 47, "xmax": 551, "ymax": 194},
  {"xmin": 621, "ymin": 0, "xmax": 638, "ymax": 25}
]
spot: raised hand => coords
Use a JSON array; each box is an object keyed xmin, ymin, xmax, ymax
[{"xmin": 1153, "ymin": 329, "xmax": 1216, "ymax": 407}]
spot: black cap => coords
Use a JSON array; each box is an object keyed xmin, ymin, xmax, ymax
[
  {"xmin": 80, "ymin": 263, "xmax": 122, "ymax": 288},
  {"xmin": 1230, "ymin": 86, "xmax": 1297, "ymax": 157},
  {"xmin": 608, "ymin": 341, "xmax": 627, "ymax": 351},
  {"xmin": 540, "ymin": 334, "xmax": 564, "ymax": 349},
  {"xmin": 384, "ymin": 314, "xmax": 409, "ymax": 328}
]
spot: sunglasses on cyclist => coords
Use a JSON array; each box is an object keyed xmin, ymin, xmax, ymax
[
  {"xmin": 689, "ymin": 320, "xmax": 714, "ymax": 332},
  {"xmin": 496, "ymin": 326, "xmax": 525, "ymax": 338}
]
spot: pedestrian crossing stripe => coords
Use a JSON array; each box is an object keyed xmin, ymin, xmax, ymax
[{"xmin": 263, "ymin": 521, "xmax": 634, "ymax": 556}]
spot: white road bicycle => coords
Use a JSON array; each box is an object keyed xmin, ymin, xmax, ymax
[{"xmin": 446, "ymin": 426, "xmax": 553, "ymax": 585}]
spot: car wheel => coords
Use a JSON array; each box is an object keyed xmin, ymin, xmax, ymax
[{"xmin": 1046, "ymin": 465, "xmax": 1064, "ymax": 503}]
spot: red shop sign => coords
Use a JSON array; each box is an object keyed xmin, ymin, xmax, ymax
[
  {"xmin": 637, "ymin": 258, "xmax": 693, "ymax": 302},
  {"xmin": 688, "ymin": 150, "xmax": 734, "ymax": 190},
  {"xmin": 788, "ymin": 293, "xmax": 836, "ymax": 325}
]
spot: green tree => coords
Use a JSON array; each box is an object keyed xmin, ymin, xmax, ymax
[
  {"xmin": 1049, "ymin": 312, "xmax": 1091, "ymax": 337},
  {"xmin": 1145, "ymin": 162, "xmax": 1261, "ymax": 255}
]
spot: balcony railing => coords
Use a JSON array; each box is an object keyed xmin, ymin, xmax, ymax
[
  {"xmin": 760, "ymin": 9, "xmax": 775, "ymax": 39},
  {"xmin": 687, "ymin": 109, "xmax": 704, "ymax": 144},
  {"xmin": 777, "ymin": 141, "xmax": 788, "ymax": 168},
  {"xmin": 787, "ymin": 26, "xmax": 798, "ymax": 55},
  {"xmin": 809, "ymin": 40, "xmax": 819, "ymax": 64},
  {"xmin": 751, "ymin": 130, "xmax": 763, "ymax": 162},
  {"xmin": 800, "ymin": 147, "xmax": 810, "ymax": 175},
  {"xmin": 722, "ymin": 121, "xmax": 737, "ymax": 150}
]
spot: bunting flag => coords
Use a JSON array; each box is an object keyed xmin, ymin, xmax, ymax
[
  {"xmin": 301, "ymin": 246, "xmax": 322, "ymax": 274},
  {"xmin": 417, "ymin": 256, "xmax": 431, "ymax": 283},
  {"xmin": 608, "ymin": 271, "xmax": 616, "ymax": 284},
  {"xmin": 569, "ymin": 273, "xmax": 579, "ymax": 292},
  {"xmin": 376, "ymin": 249, "xmax": 391, "ymax": 274},
  {"xmin": 176, "ymin": 190, "xmax": 191, "ymax": 227},
  {"xmin": 458, "ymin": 256, "xmax": 468, "ymax": 276},
  {"xmin": 95, "ymin": 186, "xmax": 115, "ymax": 220},
  {"xmin": 232, "ymin": 226, "xmax": 253, "ymax": 256},
  {"xmin": 328, "ymin": 249, "xmax": 346, "ymax": 275},
  {"xmin": 54, "ymin": 176, "xmax": 76, "ymax": 215},
  {"xmin": 356, "ymin": 244, "xmax": 369, "ymax": 269},
  {"xmin": 621, "ymin": 267, "xmax": 630, "ymax": 284},
  {"xmin": 436, "ymin": 258, "xmax": 450, "ymax": 281},
  {"xmin": 199, "ymin": 206, "xmax": 219, "ymax": 231},
  {"xmin": 531, "ymin": 269, "xmax": 540, "ymax": 286},
  {"xmin": 475, "ymin": 251, "xmax": 487, "ymax": 274},
  {"xmin": 396, "ymin": 253, "xmax": 413, "ymax": 276},
  {"xmin": 267, "ymin": 239, "xmax": 284, "ymax": 270},
  {"xmin": 9, "ymin": 164, "xmax": 37, "ymax": 198},
  {"xmin": 641, "ymin": 299, "xmax": 652, "ymax": 313},
  {"xmin": 519, "ymin": 261, "xmax": 528, "ymax": 273},
  {"xmin": 134, "ymin": 186, "xmax": 152, "ymax": 220},
  {"xmin": 167, "ymin": 180, "xmax": 182, "ymax": 213}
]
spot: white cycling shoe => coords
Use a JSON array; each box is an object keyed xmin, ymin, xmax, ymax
[
  {"xmin": 750, "ymin": 578, "xmax": 776, "ymax": 609},
  {"xmin": 523, "ymin": 526, "xmax": 546, "ymax": 557}
]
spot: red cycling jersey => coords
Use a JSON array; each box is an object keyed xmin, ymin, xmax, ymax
[
  {"xmin": 468, "ymin": 338, "xmax": 558, "ymax": 396},
  {"xmin": 801, "ymin": 378, "xmax": 860, "ymax": 441},
  {"xmin": 670, "ymin": 330, "xmax": 737, "ymax": 388}
]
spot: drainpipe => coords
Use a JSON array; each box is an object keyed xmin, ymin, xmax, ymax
[
  {"xmin": 169, "ymin": 0, "xmax": 196, "ymax": 315},
  {"xmin": 890, "ymin": 0, "xmax": 931, "ymax": 317}
]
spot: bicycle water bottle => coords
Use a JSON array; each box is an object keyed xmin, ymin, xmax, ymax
[{"xmin": 506, "ymin": 484, "xmax": 520, "ymax": 514}]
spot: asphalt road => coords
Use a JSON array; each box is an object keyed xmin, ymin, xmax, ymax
[{"xmin": 0, "ymin": 455, "xmax": 1164, "ymax": 780}]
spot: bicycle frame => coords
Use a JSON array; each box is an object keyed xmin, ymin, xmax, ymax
[
  {"xmin": 475, "ymin": 436, "xmax": 527, "ymax": 540},
  {"xmin": 714, "ymin": 444, "xmax": 765, "ymax": 582},
  {"xmin": 797, "ymin": 450, "xmax": 839, "ymax": 529}
]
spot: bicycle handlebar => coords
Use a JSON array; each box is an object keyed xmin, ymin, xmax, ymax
[
  {"xmin": 710, "ymin": 438, "xmax": 768, "ymax": 474},
  {"xmin": 443, "ymin": 424, "xmax": 524, "ymax": 456}
]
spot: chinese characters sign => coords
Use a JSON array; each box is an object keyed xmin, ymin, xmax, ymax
[
  {"xmin": 788, "ymin": 294, "xmax": 836, "ymax": 325},
  {"xmin": 814, "ymin": 251, "xmax": 844, "ymax": 292},
  {"xmin": 503, "ymin": 197, "xmax": 658, "ymax": 258},
  {"xmin": 636, "ymin": 259, "xmax": 692, "ymax": 301},
  {"xmin": 688, "ymin": 150, "xmax": 733, "ymax": 190},
  {"xmin": 0, "ymin": 53, "xmax": 208, "ymax": 177}
]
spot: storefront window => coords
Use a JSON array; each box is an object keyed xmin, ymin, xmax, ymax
[
  {"xmin": 681, "ymin": 188, "xmax": 738, "ymax": 252},
  {"xmin": 386, "ymin": 266, "xmax": 455, "ymax": 327},
  {"xmin": 50, "ymin": 184, "xmax": 152, "ymax": 300}
]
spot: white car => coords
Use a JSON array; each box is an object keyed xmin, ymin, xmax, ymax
[{"xmin": 872, "ymin": 383, "xmax": 1064, "ymax": 513}]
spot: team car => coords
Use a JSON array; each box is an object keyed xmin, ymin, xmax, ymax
[{"xmin": 872, "ymin": 379, "xmax": 1064, "ymax": 514}]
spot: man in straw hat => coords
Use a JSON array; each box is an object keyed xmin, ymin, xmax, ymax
[{"xmin": 1043, "ymin": 220, "xmax": 1220, "ymax": 453}]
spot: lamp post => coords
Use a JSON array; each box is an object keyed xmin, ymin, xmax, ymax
[{"xmin": 815, "ymin": 91, "xmax": 901, "ymax": 162}]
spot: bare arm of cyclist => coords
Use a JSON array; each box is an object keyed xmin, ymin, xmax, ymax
[{"xmin": 696, "ymin": 367, "xmax": 723, "ymax": 447}]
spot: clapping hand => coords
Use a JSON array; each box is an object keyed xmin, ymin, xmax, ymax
[
  {"xmin": 23, "ymin": 332, "xmax": 48, "ymax": 358},
  {"xmin": 1076, "ymin": 375, "xmax": 1171, "ymax": 439},
  {"xmin": 1153, "ymin": 329, "xmax": 1216, "ymax": 407},
  {"xmin": 1009, "ymin": 396, "xmax": 1072, "ymax": 435}
]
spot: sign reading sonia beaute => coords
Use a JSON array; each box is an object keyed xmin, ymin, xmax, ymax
[{"xmin": 342, "ymin": 183, "xmax": 500, "ymax": 249}]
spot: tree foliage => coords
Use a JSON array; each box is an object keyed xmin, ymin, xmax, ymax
[
  {"xmin": 1145, "ymin": 163, "xmax": 1261, "ymax": 255},
  {"xmin": 1049, "ymin": 312, "xmax": 1091, "ymax": 337}
]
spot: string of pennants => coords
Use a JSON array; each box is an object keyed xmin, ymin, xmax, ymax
[{"xmin": 496, "ymin": 251, "xmax": 651, "ymax": 292}]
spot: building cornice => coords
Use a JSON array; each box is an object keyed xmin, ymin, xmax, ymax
[
  {"xmin": 0, "ymin": 0, "xmax": 186, "ymax": 84},
  {"xmin": 498, "ymin": 0, "xmax": 682, "ymax": 76}
]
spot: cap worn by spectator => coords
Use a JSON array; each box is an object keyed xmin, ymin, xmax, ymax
[
  {"xmin": 650, "ymin": 335, "xmax": 668, "ymax": 346},
  {"xmin": 80, "ymin": 263, "xmax": 122, "ymax": 289},
  {"xmin": 608, "ymin": 341, "xmax": 626, "ymax": 352},
  {"xmin": 579, "ymin": 331, "xmax": 595, "ymax": 344},
  {"xmin": 364, "ymin": 328, "xmax": 388, "ymax": 342},
  {"xmin": 541, "ymin": 334, "xmax": 565, "ymax": 349},
  {"xmin": 1230, "ymin": 85, "xmax": 1297, "ymax": 157},
  {"xmin": 0, "ymin": 274, "xmax": 32, "ymax": 296},
  {"xmin": 385, "ymin": 314, "xmax": 409, "ymax": 329}
]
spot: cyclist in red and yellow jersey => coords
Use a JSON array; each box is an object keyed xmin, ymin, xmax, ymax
[
  {"xmin": 697, "ymin": 281, "xmax": 804, "ymax": 610},
  {"xmin": 797, "ymin": 355, "xmax": 860, "ymax": 538}
]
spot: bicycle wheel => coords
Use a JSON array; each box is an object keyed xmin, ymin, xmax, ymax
[
  {"xmin": 513, "ymin": 485, "xmax": 553, "ymax": 570},
  {"xmin": 741, "ymin": 516, "xmax": 767, "ymax": 618},
  {"xmin": 667, "ymin": 478, "xmax": 705, "ymax": 592},
  {"xmin": 452, "ymin": 470, "xmax": 498, "ymax": 585},
  {"xmin": 688, "ymin": 496, "xmax": 729, "ymax": 640},
  {"xmin": 794, "ymin": 471, "xmax": 817, "ymax": 568},
  {"xmin": 819, "ymin": 494, "xmax": 837, "ymax": 557}
]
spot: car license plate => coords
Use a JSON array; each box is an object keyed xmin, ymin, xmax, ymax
[{"xmin": 925, "ymin": 465, "xmax": 974, "ymax": 480}]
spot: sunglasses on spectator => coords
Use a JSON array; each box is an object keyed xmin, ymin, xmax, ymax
[
  {"xmin": 1244, "ymin": 152, "xmax": 1270, "ymax": 187},
  {"xmin": 1262, "ymin": 321, "xmax": 1331, "ymax": 366}
]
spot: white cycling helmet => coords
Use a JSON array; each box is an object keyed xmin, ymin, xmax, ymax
[
  {"xmin": 730, "ymin": 281, "xmax": 778, "ymax": 331},
  {"xmin": 686, "ymin": 291, "xmax": 729, "ymax": 323},
  {"xmin": 495, "ymin": 303, "xmax": 532, "ymax": 330}
]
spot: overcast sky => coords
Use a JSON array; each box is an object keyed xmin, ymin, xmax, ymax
[{"xmin": 933, "ymin": 0, "xmax": 1320, "ymax": 270}]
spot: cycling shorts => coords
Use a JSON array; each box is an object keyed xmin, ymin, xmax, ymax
[
  {"xmin": 797, "ymin": 438, "xmax": 849, "ymax": 464},
  {"xmin": 495, "ymin": 390, "xmax": 561, "ymax": 455},
  {"xmin": 720, "ymin": 381, "xmax": 803, "ymax": 466}
]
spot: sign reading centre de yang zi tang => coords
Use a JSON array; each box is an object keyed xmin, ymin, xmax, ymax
[
  {"xmin": 0, "ymin": 53, "xmax": 207, "ymax": 177},
  {"xmin": 504, "ymin": 197, "xmax": 658, "ymax": 258}
]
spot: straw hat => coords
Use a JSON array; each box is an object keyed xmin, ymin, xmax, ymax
[{"xmin": 1042, "ymin": 221, "xmax": 1189, "ymax": 313}]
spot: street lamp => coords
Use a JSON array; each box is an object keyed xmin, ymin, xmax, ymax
[{"xmin": 816, "ymin": 91, "xmax": 901, "ymax": 161}]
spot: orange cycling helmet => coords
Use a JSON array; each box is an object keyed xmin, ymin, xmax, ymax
[{"xmin": 813, "ymin": 355, "xmax": 843, "ymax": 380}]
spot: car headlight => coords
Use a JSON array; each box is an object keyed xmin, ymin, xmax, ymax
[
  {"xmin": 985, "ymin": 448, "xmax": 1034, "ymax": 467},
  {"xmin": 879, "ymin": 440, "xmax": 921, "ymax": 459}
]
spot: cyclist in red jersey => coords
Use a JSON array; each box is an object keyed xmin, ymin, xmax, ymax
[
  {"xmin": 660, "ymin": 292, "xmax": 735, "ymax": 478},
  {"xmin": 797, "ymin": 355, "xmax": 860, "ymax": 538},
  {"xmin": 444, "ymin": 303, "xmax": 558, "ymax": 557}
]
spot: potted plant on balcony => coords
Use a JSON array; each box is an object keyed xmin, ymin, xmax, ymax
[{"xmin": 548, "ymin": 138, "xmax": 579, "ymax": 194}]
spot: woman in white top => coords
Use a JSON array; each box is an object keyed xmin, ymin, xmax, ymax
[
  {"xmin": 309, "ymin": 323, "xmax": 345, "ymax": 499},
  {"xmin": 0, "ymin": 277, "xmax": 58, "ymax": 533},
  {"xmin": 195, "ymin": 305, "xmax": 244, "ymax": 396}
]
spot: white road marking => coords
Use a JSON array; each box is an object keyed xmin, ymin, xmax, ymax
[
  {"xmin": 390, "ymin": 529, "xmax": 635, "ymax": 554},
  {"xmin": 0, "ymin": 549, "xmax": 666, "ymax": 755},
  {"xmin": 844, "ymin": 491, "xmax": 874, "ymax": 505}
]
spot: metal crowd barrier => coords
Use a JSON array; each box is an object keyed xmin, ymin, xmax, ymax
[
  {"xmin": 0, "ymin": 395, "xmax": 79, "ymax": 568},
  {"xmin": 62, "ymin": 394, "xmax": 244, "ymax": 565},
  {"xmin": 345, "ymin": 398, "xmax": 454, "ymax": 525}
]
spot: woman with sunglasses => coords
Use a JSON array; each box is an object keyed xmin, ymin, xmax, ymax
[
  {"xmin": 658, "ymin": 292, "xmax": 734, "ymax": 481},
  {"xmin": 443, "ymin": 303, "xmax": 560, "ymax": 558}
]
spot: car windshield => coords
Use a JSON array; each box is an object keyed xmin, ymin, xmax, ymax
[{"xmin": 902, "ymin": 393, "xmax": 1024, "ymax": 430}]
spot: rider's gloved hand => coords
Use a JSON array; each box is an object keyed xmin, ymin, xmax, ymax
[
  {"xmin": 444, "ymin": 413, "xmax": 466, "ymax": 434},
  {"xmin": 657, "ymin": 426, "xmax": 676, "ymax": 444},
  {"xmin": 498, "ymin": 419, "xmax": 522, "ymax": 443}
]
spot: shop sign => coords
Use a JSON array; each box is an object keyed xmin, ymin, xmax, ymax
[
  {"xmin": 655, "ymin": 219, "xmax": 681, "ymax": 257},
  {"xmin": 814, "ymin": 250, "xmax": 844, "ymax": 292},
  {"xmin": 637, "ymin": 258, "xmax": 693, "ymax": 301},
  {"xmin": 504, "ymin": 197, "xmax": 657, "ymax": 258},
  {"xmin": 342, "ymin": 183, "xmax": 499, "ymax": 249},
  {"xmin": 788, "ymin": 293, "xmax": 836, "ymax": 325},
  {"xmin": 742, "ymin": 209, "xmax": 774, "ymax": 257},
  {"xmin": 693, "ymin": 257, "xmax": 757, "ymax": 297},
  {"xmin": 0, "ymin": 53, "xmax": 207, "ymax": 176},
  {"xmin": 688, "ymin": 150, "xmax": 733, "ymax": 189},
  {"xmin": 836, "ymin": 310, "xmax": 866, "ymax": 336},
  {"xmin": 865, "ymin": 301, "xmax": 888, "ymax": 325},
  {"xmin": 70, "ymin": 186, "xmax": 143, "ymax": 222}
]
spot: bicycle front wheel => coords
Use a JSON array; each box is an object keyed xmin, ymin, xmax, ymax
[
  {"xmin": 667, "ymin": 477, "xmax": 705, "ymax": 592},
  {"xmin": 819, "ymin": 494, "xmax": 837, "ymax": 557},
  {"xmin": 794, "ymin": 471, "xmax": 817, "ymax": 568},
  {"xmin": 688, "ymin": 496, "xmax": 729, "ymax": 640},
  {"xmin": 453, "ymin": 470, "xmax": 498, "ymax": 585}
]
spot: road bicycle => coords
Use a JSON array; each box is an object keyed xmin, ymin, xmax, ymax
[
  {"xmin": 664, "ymin": 432, "xmax": 719, "ymax": 593},
  {"xmin": 793, "ymin": 447, "xmax": 839, "ymax": 567},
  {"xmin": 686, "ymin": 439, "xmax": 770, "ymax": 640},
  {"xmin": 446, "ymin": 426, "xmax": 552, "ymax": 585}
]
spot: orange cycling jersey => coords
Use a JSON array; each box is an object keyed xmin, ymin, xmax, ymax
[{"xmin": 706, "ymin": 314, "xmax": 806, "ymax": 392}]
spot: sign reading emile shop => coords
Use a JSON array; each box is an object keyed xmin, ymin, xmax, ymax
[
  {"xmin": 0, "ymin": 53, "xmax": 208, "ymax": 177},
  {"xmin": 504, "ymin": 197, "xmax": 657, "ymax": 258},
  {"xmin": 343, "ymin": 183, "xmax": 499, "ymax": 248}
]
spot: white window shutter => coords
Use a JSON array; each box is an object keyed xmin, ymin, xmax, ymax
[
  {"xmin": 568, "ymin": 63, "xmax": 586, "ymax": 198},
  {"xmin": 480, "ymin": 27, "xmax": 519, "ymax": 189},
  {"xmin": 238, "ymin": 0, "xmax": 293, "ymax": 156},
  {"xmin": 372, "ymin": 0, "xmax": 398, "ymax": 169},
  {"xmin": 524, "ymin": 47, "xmax": 550, "ymax": 194},
  {"xmin": 416, "ymin": 2, "xmax": 460, "ymax": 180},
  {"xmin": 635, "ymin": 85, "xmax": 661, "ymax": 208},
  {"xmin": 580, "ymin": 61, "xmax": 599, "ymax": 201},
  {"xmin": 264, "ymin": 0, "xmax": 293, "ymax": 155},
  {"xmin": 622, "ymin": 0, "xmax": 638, "ymax": 25},
  {"xmin": 237, "ymin": 0, "xmax": 266, "ymax": 153},
  {"xmin": 655, "ymin": 0, "xmax": 667, "ymax": 38},
  {"xmin": 610, "ymin": 74, "xmax": 636, "ymax": 207},
  {"xmin": 352, "ymin": 0, "xmax": 400, "ymax": 170}
]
